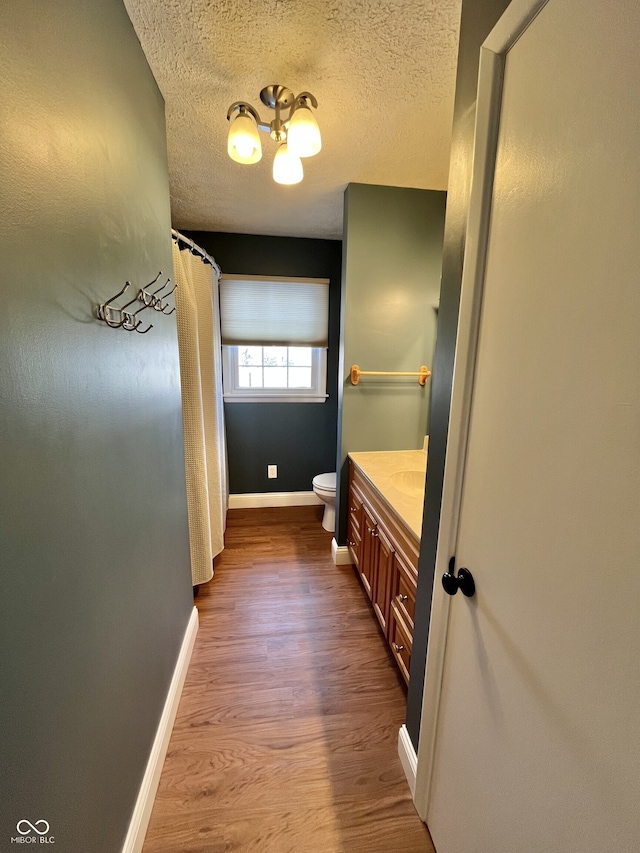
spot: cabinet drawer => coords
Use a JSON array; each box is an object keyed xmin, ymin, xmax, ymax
[
  {"xmin": 348, "ymin": 491, "xmax": 363, "ymax": 537},
  {"xmin": 389, "ymin": 603, "xmax": 412, "ymax": 685},
  {"xmin": 347, "ymin": 504, "xmax": 361, "ymax": 543},
  {"xmin": 395, "ymin": 563, "xmax": 416, "ymax": 630}
]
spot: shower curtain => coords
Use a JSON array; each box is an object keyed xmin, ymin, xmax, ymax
[{"xmin": 171, "ymin": 241, "xmax": 227, "ymax": 585}]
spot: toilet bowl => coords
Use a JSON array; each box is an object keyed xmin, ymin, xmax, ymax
[{"xmin": 312, "ymin": 472, "xmax": 336, "ymax": 532}]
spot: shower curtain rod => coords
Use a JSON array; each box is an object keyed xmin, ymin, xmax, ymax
[{"xmin": 171, "ymin": 228, "xmax": 221, "ymax": 277}]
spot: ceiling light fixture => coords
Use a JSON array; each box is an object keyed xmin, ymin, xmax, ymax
[{"xmin": 226, "ymin": 85, "xmax": 321, "ymax": 185}]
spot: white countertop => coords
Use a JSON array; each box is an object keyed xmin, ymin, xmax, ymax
[{"xmin": 348, "ymin": 448, "xmax": 427, "ymax": 539}]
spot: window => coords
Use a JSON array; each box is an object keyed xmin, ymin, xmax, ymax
[
  {"xmin": 222, "ymin": 345, "xmax": 327, "ymax": 402},
  {"xmin": 220, "ymin": 275, "xmax": 329, "ymax": 403}
]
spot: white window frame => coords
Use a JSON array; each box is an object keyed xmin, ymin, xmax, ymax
[{"xmin": 222, "ymin": 345, "xmax": 328, "ymax": 403}]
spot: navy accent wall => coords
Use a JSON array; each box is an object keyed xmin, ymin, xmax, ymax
[
  {"xmin": 186, "ymin": 232, "xmax": 342, "ymax": 495},
  {"xmin": 0, "ymin": 1, "xmax": 193, "ymax": 850},
  {"xmin": 405, "ymin": 0, "xmax": 513, "ymax": 749}
]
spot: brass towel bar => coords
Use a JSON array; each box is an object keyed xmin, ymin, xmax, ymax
[{"xmin": 350, "ymin": 364, "xmax": 431, "ymax": 386}]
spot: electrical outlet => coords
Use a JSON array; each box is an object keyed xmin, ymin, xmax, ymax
[{"xmin": 267, "ymin": 465, "xmax": 278, "ymax": 479}]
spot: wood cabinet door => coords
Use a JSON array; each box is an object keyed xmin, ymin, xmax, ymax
[
  {"xmin": 388, "ymin": 602, "xmax": 412, "ymax": 685},
  {"xmin": 372, "ymin": 525, "xmax": 393, "ymax": 636},
  {"xmin": 360, "ymin": 506, "xmax": 377, "ymax": 600},
  {"xmin": 391, "ymin": 551, "xmax": 417, "ymax": 631}
]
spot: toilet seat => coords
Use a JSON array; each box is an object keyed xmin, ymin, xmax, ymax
[
  {"xmin": 312, "ymin": 473, "xmax": 336, "ymax": 533},
  {"xmin": 312, "ymin": 472, "xmax": 336, "ymax": 493}
]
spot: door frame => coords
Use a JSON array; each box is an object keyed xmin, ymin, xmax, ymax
[{"xmin": 412, "ymin": 0, "xmax": 550, "ymax": 822}]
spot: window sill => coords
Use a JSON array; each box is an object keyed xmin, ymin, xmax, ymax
[{"xmin": 223, "ymin": 393, "xmax": 328, "ymax": 404}]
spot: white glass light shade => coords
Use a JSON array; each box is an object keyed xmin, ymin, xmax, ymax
[
  {"xmin": 227, "ymin": 112, "xmax": 262, "ymax": 164},
  {"xmin": 272, "ymin": 144, "xmax": 303, "ymax": 185},
  {"xmin": 287, "ymin": 105, "xmax": 322, "ymax": 158}
]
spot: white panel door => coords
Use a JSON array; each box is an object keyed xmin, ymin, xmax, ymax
[{"xmin": 427, "ymin": 1, "xmax": 640, "ymax": 852}]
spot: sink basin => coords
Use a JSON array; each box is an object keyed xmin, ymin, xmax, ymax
[{"xmin": 389, "ymin": 469, "xmax": 425, "ymax": 497}]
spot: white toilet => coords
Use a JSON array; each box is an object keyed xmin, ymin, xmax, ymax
[{"xmin": 312, "ymin": 472, "xmax": 336, "ymax": 532}]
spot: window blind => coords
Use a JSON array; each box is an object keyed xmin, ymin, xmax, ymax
[{"xmin": 219, "ymin": 275, "xmax": 329, "ymax": 347}]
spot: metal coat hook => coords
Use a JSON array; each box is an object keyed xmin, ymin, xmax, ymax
[
  {"xmin": 97, "ymin": 281, "xmax": 131, "ymax": 328},
  {"xmin": 110, "ymin": 285, "xmax": 153, "ymax": 333},
  {"xmin": 105, "ymin": 281, "xmax": 130, "ymax": 306},
  {"xmin": 151, "ymin": 276, "xmax": 172, "ymax": 304},
  {"xmin": 138, "ymin": 276, "xmax": 169, "ymax": 309},
  {"xmin": 132, "ymin": 300, "xmax": 152, "ymax": 319},
  {"xmin": 151, "ymin": 275, "xmax": 171, "ymax": 295},
  {"xmin": 119, "ymin": 291, "xmax": 145, "ymax": 315},
  {"xmin": 139, "ymin": 275, "xmax": 177, "ymax": 314},
  {"xmin": 120, "ymin": 308, "xmax": 153, "ymax": 335},
  {"xmin": 129, "ymin": 296, "xmax": 155, "ymax": 332},
  {"xmin": 159, "ymin": 283, "xmax": 178, "ymax": 314},
  {"xmin": 130, "ymin": 302, "xmax": 155, "ymax": 331},
  {"xmin": 131, "ymin": 318, "xmax": 154, "ymax": 334}
]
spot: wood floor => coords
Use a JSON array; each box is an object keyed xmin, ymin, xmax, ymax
[{"xmin": 142, "ymin": 506, "xmax": 434, "ymax": 853}]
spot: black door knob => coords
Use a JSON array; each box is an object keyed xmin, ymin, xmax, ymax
[
  {"xmin": 442, "ymin": 559, "xmax": 475, "ymax": 598},
  {"xmin": 442, "ymin": 571, "xmax": 460, "ymax": 596}
]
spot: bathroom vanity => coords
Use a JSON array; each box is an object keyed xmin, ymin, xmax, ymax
[{"xmin": 347, "ymin": 450, "xmax": 426, "ymax": 684}]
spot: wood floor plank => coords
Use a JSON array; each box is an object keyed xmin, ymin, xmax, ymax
[{"xmin": 142, "ymin": 506, "xmax": 434, "ymax": 853}]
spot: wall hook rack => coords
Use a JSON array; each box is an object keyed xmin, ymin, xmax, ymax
[
  {"xmin": 96, "ymin": 273, "xmax": 177, "ymax": 334},
  {"xmin": 350, "ymin": 364, "xmax": 431, "ymax": 386}
]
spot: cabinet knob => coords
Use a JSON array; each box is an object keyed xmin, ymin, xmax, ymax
[
  {"xmin": 398, "ymin": 594, "xmax": 408, "ymax": 602},
  {"xmin": 347, "ymin": 540, "xmax": 355, "ymax": 547},
  {"xmin": 371, "ymin": 529, "xmax": 378, "ymax": 538},
  {"xmin": 393, "ymin": 642, "xmax": 405, "ymax": 653},
  {"xmin": 350, "ymin": 506, "xmax": 357, "ymax": 513}
]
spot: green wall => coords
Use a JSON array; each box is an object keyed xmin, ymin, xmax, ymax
[
  {"xmin": 0, "ymin": 2, "xmax": 193, "ymax": 851},
  {"xmin": 187, "ymin": 232, "xmax": 342, "ymax": 495},
  {"xmin": 336, "ymin": 184, "xmax": 446, "ymax": 542}
]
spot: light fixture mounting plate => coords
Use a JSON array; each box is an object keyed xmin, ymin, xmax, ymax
[{"xmin": 260, "ymin": 85, "xmax": 295, "ymax": 110}]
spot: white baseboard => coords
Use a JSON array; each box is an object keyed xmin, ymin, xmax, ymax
[
  {"xmin": 331, "ymin": 538, "xmax": 353, "ymax": 565},
  {"xmin": 228, "ymin": 491, "xmax": 322, "ymax": 509},
  {"xmin": 122, "ymin": 606, "xmax": 198, "ymax": 853},
  {"xmin": 398, "ymin": 723, "xmax": 418, "ymax": 798}
]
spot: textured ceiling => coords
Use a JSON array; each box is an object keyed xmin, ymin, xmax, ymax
[{"xmin": 124, "ymin": 0, "xmax": 462, "ymax": 239}]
